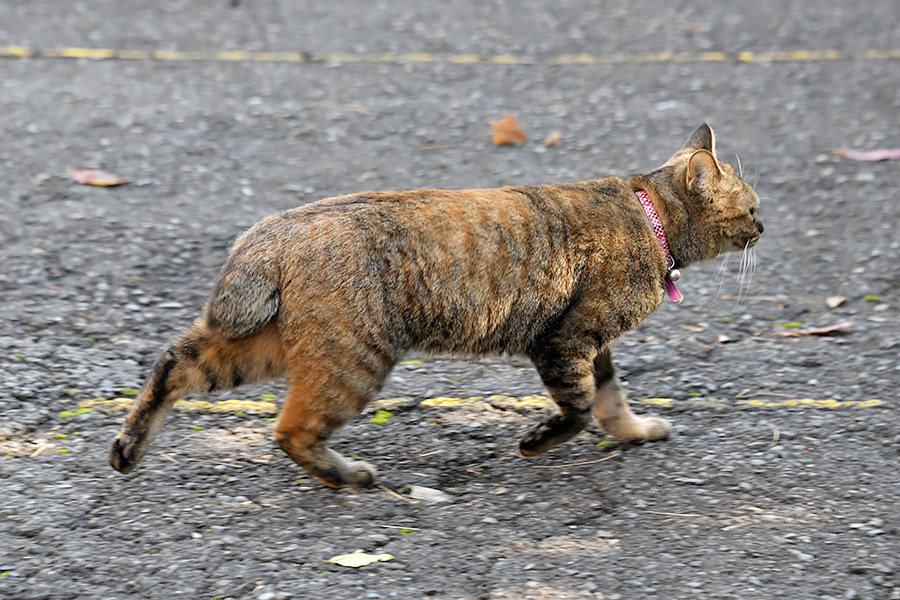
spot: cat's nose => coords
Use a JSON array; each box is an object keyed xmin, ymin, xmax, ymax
[{"xmin": 756, "ymin": 219, "xmax": 764, "ymax": 234}]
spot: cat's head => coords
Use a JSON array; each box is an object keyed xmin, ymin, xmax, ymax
[{"xmin": 652, "ymin": 123, "xmax": 764, "ymax": 266}]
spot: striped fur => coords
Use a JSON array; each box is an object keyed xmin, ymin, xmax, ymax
[{"xmin": 110, "ymin": 124, "xmax": 763, "ymax": 488}]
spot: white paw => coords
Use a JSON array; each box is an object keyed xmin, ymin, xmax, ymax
[
  {"xmin": 636, "ymin": 415, "xmax": 672, "ymax": 441},
  {"xmin": 347, "ymin": 460, "xmax": 378, "ymax": 487}
]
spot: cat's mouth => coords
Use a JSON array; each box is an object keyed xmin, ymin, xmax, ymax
[{"xmin": 728, "ymin": 235, "xmax": 760, "ymax": 252}]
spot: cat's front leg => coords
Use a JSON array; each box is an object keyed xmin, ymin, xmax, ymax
[
  {"xmin": 593, "ymin": 347, "xmax": 671, "ymax": 442},
  {"xmin": 520, "ymin": 338, "xmax": 597, "ymax": 456}
]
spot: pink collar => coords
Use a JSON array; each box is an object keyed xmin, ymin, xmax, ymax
[{"xmin": 635, "ymin": 189, "xmax": 683, "ymax": 304}]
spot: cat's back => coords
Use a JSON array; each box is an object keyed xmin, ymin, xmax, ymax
[
  {"xmin": 229, "ymin": 179, "xmax": 630, "ymax": 352},
  {"xmin": 253, "ymin": 178, "xmax": 630, "ymax": 250}
]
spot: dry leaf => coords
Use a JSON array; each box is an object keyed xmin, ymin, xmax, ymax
[
  {"xmin": 491, "ymin": 114, "xmax": 527, "ymax": 145},
  {"xmin": 544, "ymin": 131, "xmax": 562, "ymax": 146},
  {"xmin": 327, "ymin": 552, "xmax": 394, "ymax": 568},
  {"xmin": 833, "ymin": 148, "xmax": 900, "ymax": 161},
  {"xmin": 67, "ymin": 168, "xmax": 132, "ymax": 187},
  {"xmin": 825, "ymin": 296, "xmax": 846, "ymax": 309},
  {"xmin": 770, "ymin": 321, "xmax": 854, "ymax": 337}
]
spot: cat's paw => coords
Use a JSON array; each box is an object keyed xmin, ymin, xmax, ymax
[
  {"xmin": 628, "ymin": 415, "xmax": 672, "ymax": 443},
  {"xmin": 109, "ymin": 435, "xmax": 139, "ymax": 474},
  {"xmin": 519, "ymin": 413, "xmax": 589, "ymax": 457},
  {"xmin": 344, "ymin": 460, "xmax": 378, "ymax": 488},
  {"xmin": 313, "ymin": 458, "xmax": 378, "ymax": 489}
]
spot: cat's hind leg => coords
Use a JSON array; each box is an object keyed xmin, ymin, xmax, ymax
[
  {"xmin": 274, "ymin": 343, "xmax": 393, "ymax": 489},
  {"xmin": 519, "ymin": 339, "xmax": 597, "ymax": 456},
  {"xmin": 110, "ymin": 321, "xmax": 284, "ymax": 474},
  {"xmin": 592, "ymin": 347, "xmax": 671, "ymax": 442}
]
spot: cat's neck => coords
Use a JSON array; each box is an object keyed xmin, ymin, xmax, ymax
[{"xmin": 627, "ymin": 169, "xmax": 695, "ymax": 269}]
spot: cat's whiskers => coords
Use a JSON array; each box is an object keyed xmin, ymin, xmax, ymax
[
  {"xmin": 734, "ymin": 241, "xmax": 757, "ymax": 310},
  {"xmin": 706, "ymin": 253, "xmax": 731, "ymax": 306},
  {"xmin": 735, "ymin": 153, "xmax": 744, "ymax": 178}
]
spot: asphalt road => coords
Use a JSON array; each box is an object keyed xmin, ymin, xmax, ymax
[{"xmin": 1, "ymin": 2, "xmax": 899, "ymax": 599}]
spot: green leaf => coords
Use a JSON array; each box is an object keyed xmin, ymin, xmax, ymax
[
  {"xmin": 191, "ymin": 426, "xmax": 204, "ymax": 431},
  {"xmin": 369, "ymin": 410, "xmax": 393, "ymax": 425},
  {"xmin": 55, "ymin": 433, "xmax": 68, "ymax": 439},
  {"xmin": 54, "ymin": 449, "xmax": 71, "ymax": 454},
  {"xmin": 775, "ymin": 322, "xmax": 804, "ymax": 329},
  {"xmin": 120, "ymin": 388, "xmax": 140, "ymax": 396},
  {"xmin": 399, "ymin": 529, "xmax": 415, "ymax": 535},
  {"xmin": 864, "ymin": 295, "xmax": 883, "ymax": 301},
  {"xmin": 721, "ymin": 317, "xmax": 731, "ymax": 323},
  {"xmin": 688, "ymin": 392, "xmax": 702, "ymax": 397},
  {"xmin": 260, "ymin": 394, "xmax": 277, "ymax": 401},
  {"xmin": 596, "ymin": 441, "xmax": 612, "ymax": 447},
  {"xmin": 59, "ymin": 408, "xmax": 93, "ymax": 419},
  {"xmin": 400, "ymin": 360, "xmax": 422, "ymax": 365}
]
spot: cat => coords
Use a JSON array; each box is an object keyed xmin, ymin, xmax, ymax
[{"xmin": 110, "ymin": 123, "xmax": 763, "ymax": 488}]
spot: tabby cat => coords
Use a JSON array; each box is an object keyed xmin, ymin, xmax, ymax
[{"xmin": 110, "ymin": 123, "xmax": 763, "ymax": 488}]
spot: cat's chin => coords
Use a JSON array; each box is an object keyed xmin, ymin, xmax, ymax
[{"xmin": 725, "ymin": 236, "xmax": 759, "ymax": 252}]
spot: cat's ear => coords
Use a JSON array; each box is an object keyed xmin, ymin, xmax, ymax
[
  {"xmin": 683, "ymin": 123, "xmax": 716, "ymax": 155},
  {"xmin": 686, "ymin": 149, "xmax": 721, "ymax": 192}
]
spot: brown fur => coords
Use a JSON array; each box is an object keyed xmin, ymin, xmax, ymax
[{"xmin": 110, "ymin": 124, "xmax": 763, "ymax": 488}]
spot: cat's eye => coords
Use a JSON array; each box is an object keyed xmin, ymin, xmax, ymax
[{"xmin": 749, "ymin": 207, "xmax": 757, "ymax": 216}]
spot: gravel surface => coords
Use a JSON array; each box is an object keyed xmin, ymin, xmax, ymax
[{"xmin": 1, "ymin": 2, "xmax": 899, "ymax": 599}]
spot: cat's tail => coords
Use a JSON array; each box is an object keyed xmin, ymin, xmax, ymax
[{"xmin": 110, "ymin": 253, "xmax": 285, "ymax": 474}]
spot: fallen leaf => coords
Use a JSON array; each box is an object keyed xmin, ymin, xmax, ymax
[
  {"xmin": 369, "ymin": 410, "xmax": 393, "ymax": 425},
  {"xmin": 491, "ymin": 114, "xmax": 527, "ymax": 145},
  {"xmin": 67, "ymin": 168, "xmax": 132, "ymax": 187},
  {"xmin": 770, "ymin": 321, "xmax": 854, "ymax": 337},
  {"xmin": 825, "ymin": 296, "xmax": 846, "ymax": 309},
  {"xmin": 833, "ymin": 148, "xmax": 900, "ymax": 161},
  {"xmin": 678, "ymin": 324, "xmax": 704, "ymax": 332},
  {"xmin": 543, "ymin": 131, "xmax": 562, "ymax": 146},
  {"xmin": 327, "ymin": 552, "xmax": 394, "ymax": 568},
  {"xmin": 409, "ymin": 485, "xmax": 454, "ymax": 503}
]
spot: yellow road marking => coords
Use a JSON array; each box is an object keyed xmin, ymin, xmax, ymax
[
  {"xmin": 449, "ymin": 54, "xmax": 480, "ymax": 64},
  {"xmin": 0, "ymin": 45, "xmax": 31, "ymax": 57},
  {"xmin": 42, "ymin": 47, "xmax": 115, "ymax": 59},
  {"xmin": 116, "ymin": 49, "xmax": 151, "ymax": 60},
  {"xmin": 3, "ymin": 46, "xmax": 900, "ymax": 65},
  {"xmin": 77, "ymin": 395, "xmax": 883, "ymax": 415},
  {"xmin": 401, "ymin": 52, "xmax": 435, "ymax": 62},
  {"xmin": 756, "ymin": 49, "xmax": 840, "ymax": 61}
]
